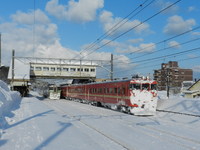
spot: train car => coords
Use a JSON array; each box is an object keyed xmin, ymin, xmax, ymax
[
  {"xmin": 61, "ymin": 77, "xmax": 158, "ymax": 115},
  {"xmin": 49, "ymin": 84, "xmax": 61, "ymax": 100}
]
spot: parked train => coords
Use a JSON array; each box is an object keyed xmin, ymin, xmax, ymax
[{"xmin": 61, "ymin": 77, "xmax": 158, "ymax": 115}]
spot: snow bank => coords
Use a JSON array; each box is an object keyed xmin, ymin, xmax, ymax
[
  {"xmin": 157, "ymin": 91, "xmax": 200, "ymax": 115},
  {"xmin": 0, "ymin": 80, "xmax": 21, "ymax": 137}
]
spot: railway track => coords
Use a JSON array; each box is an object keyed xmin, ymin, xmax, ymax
[
  {"xmin": 43, "ymin": 100, "xmax": 131, "ymax": 150},
  {"xmin": 156, "ymin": 109, "xmax": 200, "ymax": 117},
  {"xmin": 42, "ymin": 99, "xmax": 200, "ymax": 150}
]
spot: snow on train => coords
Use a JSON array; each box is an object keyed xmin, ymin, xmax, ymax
[{"xmin": 61, "ymin": 77, "xmax": 158, "ymax": 115}]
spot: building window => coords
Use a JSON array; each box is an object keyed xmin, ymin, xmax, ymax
[
  {"xmin": 51, "ymin": 67, "xmax": 55, "ymax": 71},
  {"xmin": 43, "ymin": 67, "xmax": 49, "ymax": 71},
  {"xmin": 70, "ymin": 68, "xmax": 76, "ymax": 72},
  {"xmin": 77, "ymin": 68, "xmax": 83, "ymax": 72},
  {"xmin": 35, "ymin": 67, "xmax": 42, "ymax": 71},
  {"xmin": 90, "ymin": 68, "xmax": 95, "ymax": 72},
  {"xmin": 84, "ymin": 68, "xmax": 89, "ymax": 72},
  {"xmin": 57, "ymin": 67, "xmax": 61, "ymax": 71},
  {"xmin": 63, "ymin": 68, "xmax": 69, "ymax": 72}
]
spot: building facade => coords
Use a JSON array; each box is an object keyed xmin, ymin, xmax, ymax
[{"xmin": 154, "ymin": 61, "xmax": 193, "ymax": 91}]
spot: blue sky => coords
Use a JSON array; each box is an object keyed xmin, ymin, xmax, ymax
[{"xmin": 0, "ymin": 0, "xmax": 200, "ymax": 79}]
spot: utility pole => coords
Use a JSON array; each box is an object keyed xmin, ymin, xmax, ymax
[
  {"xmin": 11, "ymin": 50, "xmax": 15, "ymax": 91},
  {"xmin": 110, "ymin": 53, "xmax": 113, "ymax": 81},
  {"xmin": 166, "ymin": 67, "xmax": 170, "ymax": 99}
]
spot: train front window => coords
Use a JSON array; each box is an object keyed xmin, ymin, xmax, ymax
[
  {"xmin": 151, "ymin": 84, "xmax": 157, "ymax": 90},
  {"xmin": 142, "ymin": 84, "xmax": 149, "ymax": 90},
  {"xmin": 129, "ymin": 84, "xmax": 140, "ymax": 90}
]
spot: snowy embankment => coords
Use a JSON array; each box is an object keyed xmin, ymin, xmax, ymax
[
  {"xmin": 0, "ymin": 80, "xmax": 21, "ymax": 137},
  {"xmin": 157, "ymin": 91, "xmax": 200, "ymax": 116}
]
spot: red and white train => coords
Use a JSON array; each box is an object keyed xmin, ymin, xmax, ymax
[{"xmin": 61, "ymin": 77, "xmax": 158, "ymax": 115}]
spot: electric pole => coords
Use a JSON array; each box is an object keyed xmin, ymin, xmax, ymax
[
  {"xmin": 110, "ymin": 53, "xmax": 113, "ymax": 81},
  {"xmin": 11, "ymin": 50, "xmax": 15, "ymax": 90},
  {"xmin": 166, "ymin": 67, "xmax": 170, "ymax": 99}
]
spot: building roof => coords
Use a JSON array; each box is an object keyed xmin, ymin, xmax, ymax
[{"xmin": 188, "ymin": 79, "xmax": 200, "ymax": 91}]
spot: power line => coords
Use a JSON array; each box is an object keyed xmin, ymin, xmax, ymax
[
  {"xmin": 76, "ymin": 0, "xmax": 154, "ymax": 59},
  {"xmin": 97, "ymin": 54, "xmax": 200, "ymax": 79},
  {"xmin": 125, "ymin": 25, "xmax": 200, "ymax": 57},
  {"xmin": 129, "ymin": 36, "xmax": 200, "ymax": 60},
  {"xmin": 129, "ymin": 46, "xmax": 200, "ymax": 64},
  {"xmin": 82, "ymin": 0, "xmax": 182, "ymax": 59}
]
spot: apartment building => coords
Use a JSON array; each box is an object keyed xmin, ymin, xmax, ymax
[{"xmin": 154, "ymin": 61, "xmax": 193, "ymax": 91}]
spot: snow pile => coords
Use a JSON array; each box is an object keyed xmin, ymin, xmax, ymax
[
  {"xmin": 0, "ymin": 80, "xmax": 21, "ymax": 136},
  {"xmin": 157, "ymin": 91, "xmax": 200, "ymax": 115}
]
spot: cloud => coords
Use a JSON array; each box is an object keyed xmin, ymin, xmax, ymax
[
  {"xmin": 188, "ymin": 6, "xmax": 196, "ymax": 12},
  {"xmin": 115, "ymin": 42, "xmax": 156, "ymax": 54},
  {"xmin": 168, "ymin": 41, "xmax": 181, "ymax": 49},
  {"xmin": 193, "ymin": 65, "xmax": 200, "ymax": 73},
  {"xmin": 11, "ymin": 9, "xmax": 50, "ymax": 25},
  {"xmin": 192, "ymin": 32, "xmax": 200, "ymax": 36},
  {"xmin": 154, "ymin": 0, "xmax": 179, "ymax": 14},
  {"xmin": 101, "ymin": 39, "xmax": 121, "ymax": 48},
  {"xmin": 128, "ymin": 38, "xmax": 144, "ymax": 44},
  {"xmin": 99, "ymin": 10, "xmax": 150, "ymax": 36},
  {"xmin": 45, "ymin": 0, "xmax": 104, "ymax": 23},
  {"xmin": 0, "ymin": 9, "xmax": 69, "ymax": 65},
  {"xmin": 163, "ymin": 15, "xmax": 196, "ymax": 35},
  {"xmin": 34, "ymin": 40, "xmax": 78, "ymax": 59}
]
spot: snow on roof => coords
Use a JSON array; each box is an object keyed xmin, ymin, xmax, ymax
[{"xmin": 8, "ymin": 59, "xmax": 30, "ymax": 80}]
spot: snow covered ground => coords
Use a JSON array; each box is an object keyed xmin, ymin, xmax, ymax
[{"xmin": 0, "ymin": 80, "xmax": 200, "ymax": 150}]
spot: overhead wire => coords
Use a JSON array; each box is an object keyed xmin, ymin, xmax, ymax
[
  {"xmin": 115, "ymin": 35, "xmax": 200, "ymax": 62},
  {"xmin": 82, "ymin": 0, "xmax": 182, "ymax": 59},
  {"xmin": 76, "ymin": 0, "xmax": 154, "ymax": 59},
  {"xmin": 97, "ymin": 53, "xmax": 200, "ymax": 78},
  {"xmin": 126, "ymin": 25, "xmax": 200, "ymax": 56}
]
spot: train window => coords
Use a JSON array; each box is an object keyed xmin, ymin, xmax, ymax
[
  {"xmin": 97, "ymin": 88, "xmax": 100, "ymax": 93},
  {"xmin": 142, "ymin": 84, "xmax": 149, "ymax": 90},
  {"xmin": 109, "ymin": 88, "xmax": 113, "ymax": 94},
  {"xmin": 107, "ymin": 88, "xmax": 109, "ymax": 94},
  {"xmin": 114, "ymin": 88, "xmax": 117, "ymax": 94},
  {"xmin": 122, "ymin": 88, "xmax": 126, "ymax": 94},
  {"xmin": 49, "ymin": 87, "xmax": 53, "ymax": 90},
  {"xmin": 118, "ymin": 88, "xmax": 121, "ymax": 94},
  {"xmin": 129, "ymin": 84, "xmax": 140, "ymax": 90},
  {"xmin": 151, "ymin": 84, "xmax": 157, "ymax": 90}
]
